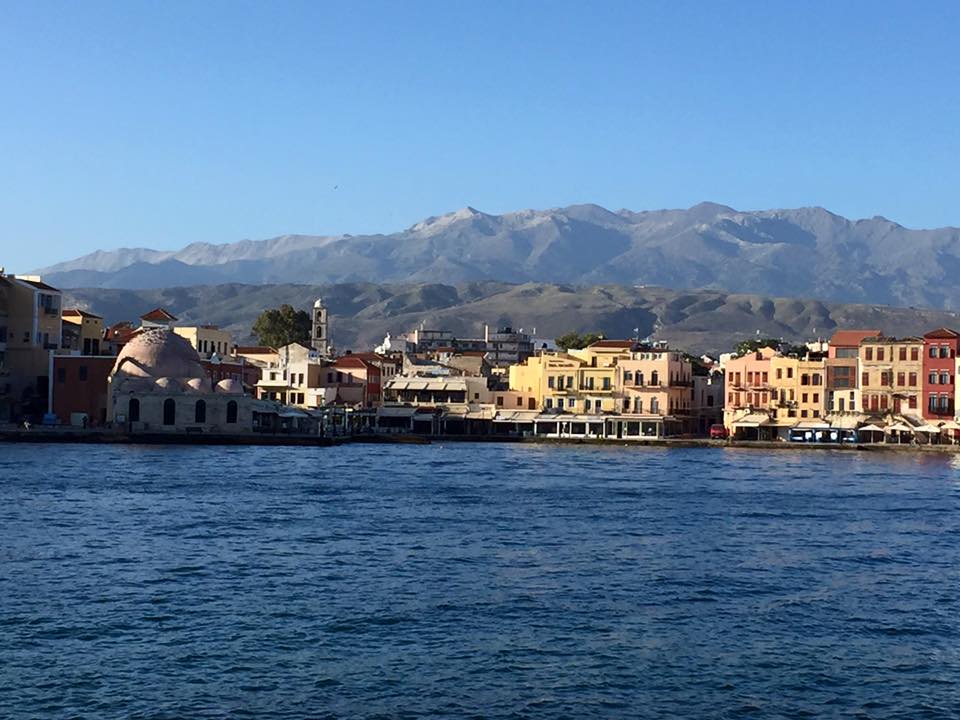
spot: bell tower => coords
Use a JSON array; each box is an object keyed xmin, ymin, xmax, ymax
[{"xmin": 312, "ymin": 297, "xmax": 331, "ymax": 357}]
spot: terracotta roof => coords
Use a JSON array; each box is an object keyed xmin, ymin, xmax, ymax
[
  {"xmin": 140, "ymin": 308, "xmax": 178, "ymax": 322},
  {"xmin": 923, "ymin": 327, "xmax": 960, "ymax": 339},
  {"xmin": 829, "ymin": 329, "xmax": 882, "ymax": 347},
  {"xmin": 62, "ymin": 308, "xmax": 103, "ymax": 319},
  {"xmin": 334, "ymin": 356, "xmax": 376, "ymax": 370}
]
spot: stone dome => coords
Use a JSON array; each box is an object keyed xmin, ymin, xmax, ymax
[
  {"xmin": 185, "ymin": 377, "xmax": 212, "ymax": 393},
  {"xmin": 215, "ymin": 379, "xmax": 244, "ymax": 395},
  {"xmin": 112, "ymin": 328, "xmax": 206, "ymax": 381}
]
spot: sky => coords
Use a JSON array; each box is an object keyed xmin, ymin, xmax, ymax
[{"xmin": 1, "ymin": 0, "xmax": 959, "ymax": 271}]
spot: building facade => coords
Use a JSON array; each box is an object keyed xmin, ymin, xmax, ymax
[
  {"xmin": 859, "ymin": 336, "xmax": 923, "ymax": 417},
  {"xmin": 922, "ymin": 328, "xmax": 960, "ymax": 420}
]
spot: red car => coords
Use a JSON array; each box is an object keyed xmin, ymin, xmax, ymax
[{"xmin": 709, "ymin": 424, "xmax": 729, "ymax": 439}]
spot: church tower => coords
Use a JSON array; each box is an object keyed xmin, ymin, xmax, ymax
[{"xmin": 311, "ymin": 297, "xmax": 331, "ymax": 357}]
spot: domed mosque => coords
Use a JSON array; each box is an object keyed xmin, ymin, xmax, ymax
[{"xmin": 108, "ymin": 328, "xmax": 252, "ymax": 432}]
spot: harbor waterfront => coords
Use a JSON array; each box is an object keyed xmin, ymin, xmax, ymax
[{"xmin": 2, "ymin": 443, "xmax": 959, "ymax": 718}]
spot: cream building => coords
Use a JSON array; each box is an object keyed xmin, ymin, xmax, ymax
[{"xmin": 172, "ymin": 325, "xmax": 233, "ymax": 359}]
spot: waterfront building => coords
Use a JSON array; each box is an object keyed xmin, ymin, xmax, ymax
[
  {"xmin": 106, "ymin": 328, "xmax": 289, "ymax": 434},
  {"xmin": 61, "ymin": 309, "xmax": 104, "ymax": 356},
  {"xmin": 0, "ymin": 277, "xmax": 9, "ymax": 422},
  {"xmin": 769, "ymin": 354, "xmax": 828, "ymax": 425},
  {"xmin": 825, "ymin": 329, "xmax": 879, "ymax": 415},
  {"xmin": 722, "ymin": 346, "xmax": 778, "ymax": 439},
  {"xmin": 859, "ymin": 335, "xmax": 923, "ymax": 417},
  {"xmin": 922, "ymin": 328, "xmax": 960, "ymax": 420},
  {"xmin": 3, "ymin": 274, "xmax": 62, "ymax": 418},
  {"xmin": 692, "ymin": 371, "xmax": 724, "ymax": 435},
  {"xmin": 483, "ymin": 326, "xmax": 534, "ymax": 368},
  {"xmin": 51, "ymin": 354, "xmax": 115, "ymax": 426}
]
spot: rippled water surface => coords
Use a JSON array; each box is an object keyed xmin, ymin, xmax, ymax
[{"xmin": 2, "ymin": 443, "xmax": 960, "ymax": 718}]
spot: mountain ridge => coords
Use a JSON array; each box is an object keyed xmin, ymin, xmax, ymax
[{"xmin": 38, "ymin": 202, "xmax": 960, "ymax": 308}]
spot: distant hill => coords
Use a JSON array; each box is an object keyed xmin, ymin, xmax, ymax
[
  {"xmin": 61, "ymin": 281, "xmax": 960, "ymax": 357},
  {"xmin": 39, "ymin": 202, "xmax": 960, "ymax": 308}
]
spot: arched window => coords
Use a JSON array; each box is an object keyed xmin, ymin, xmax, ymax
[
  {"xmin": 128, "ymin": 398, "xmax": 140, "ymax": 422},
  {"xmin": 195, "ymin": 399, "xmax": 207, "ymax": 423},
  {"xmin": 651, "ymin": 371, "xmax": 659, "ymax": 387},
  {"xmin": 226, "ymin": 400, "xmax": 238, "ymax": 424},
  {"xmin": 163, "ymin": 398, "xmax": 176, "ymax": 426}
]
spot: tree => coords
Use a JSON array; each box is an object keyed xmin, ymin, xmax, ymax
[
  {"xmin": 252, "ymin": 305, "xmax": 312, "ymax": 348},
  {"xmin": 555, "ymin": 331, "xmax": 604, "ymax": 351},
  {"xmin": 734, "ymin": 338, "xmax": 781, "ymax": 357}
]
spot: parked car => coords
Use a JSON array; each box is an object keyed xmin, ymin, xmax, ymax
[{"xmin": 709, "ymin": 424, "xmax": 729, "ymax": 439}]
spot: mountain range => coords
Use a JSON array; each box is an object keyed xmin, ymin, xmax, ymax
[
  {"xmin": 39, "ymin": 202, "xmax": 960, "ymax": 309},
  {"xmin": 62, "ymin": 282, "xmax": 960, "ymax": 357}
]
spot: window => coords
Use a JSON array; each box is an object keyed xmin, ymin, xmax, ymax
[
  {"xmin": 801, "ymin": 410, "xmax": 808, "ymax": 418},
  {"xmin": 567, "ymin": 375, "xmax": 574, "ymax": 388},
  {"xmin": 336, "ymin": 372, "xmax": 343, "ymax": 383},
  {"xmin": 226, "ymin": 400, "xmax": 238, "ymax": 424},
  {"xmin": 624, "ymin": 371, "xmax": 633, "ymax": 382},
  {"xmin": 911, "ymin": 347, "xmax": 919, "ymax": 361},
  {"xmin": 812, "ymin": 373, "xmax": 822, "ymax": 386},
  {"xmin": 930, "ymin": 346, "xmax": 938, "ymax": 358},
  {"xmin": 651, "ymin": 371, "xmax": 659, "ymax": 386},
  {"xmin": 516, "ymin": 396, "xmax": 523, "ymax": 407},
  {"xmin": 776, "ymin": 368, "xmax": 782, "ymax": 380},
  {"xmin": 865, "ymin": 347, "xmax": 873, "ymax": 361},
  {"xmin": 899, "ymin": 347, "xmax": 907, "ymax": 361},
  {"xmin": 163, "ymin": 398, "xmax": 176, "ymax": 426},
  {"xmin": 585, "ymin": 399, "xmax": 592, "ymax": 410},
  {"xmin": 569, "ymin": 398, "xmax": 576, "ymax": 408},
  {"xmin": 940, "ymin": 394, "xmax": 951, "ymax": 410},
  {"xmin": 602, "ymin": 377, "xmax": 611, "ymax": 390},
  {"xmin": 929, "ymin": 372, "xmax": 938, "ymax": 385},
  {"xmin": 195, "ymin": 399, "xmax": 207, "ymax": 423},
  {"xmin": 128, "ymin": 398, "xmax": 140, "ymax": 422},
  {"xmin": 496, "ymin": 396, "xmax": 504, "ymax": 407},
  {"xmin": 548, "ymin": 376, "xmax": 555, "ymax": 389},
  {"xmin": 941, "ymin": 372, "xmax": 951, "ymax": 385},
  {"xmin": 802, "ymin": 393, "xmax": 808, "ymax": 403},
  {"xmin": 908, "ymin": 396, "xmax": 917, "ymax": 409},
  {"xmin": 787, "ymin": 368, "xmax": 794, "ymax": 379},
  {"xmin": 78, "ymin": 366, "xmax": 88, "ymax": 381},
  {"xmin": 944, "ymin": 346, "xmax": 953, "ymax": 359},
  {"xmin": 929, "ymin": 395, "xmax": 938, "ymax": 413},
  {"xmin": 896, "ymin": 372, "xmax": 904, "ymax": 386},
  {"xmin": 813, "ymin": 393, "xmax": 819, "ymax": 403},
  {"xmin": 861, "ymin": 372, "xmax": 869, "ymax": 387},
  {"xmin": 909, "ymin": 372, "xmax": 918, "ymax": 386},
  {"xmin": 880, "ymin": 395, "xmax": 888, "ymax": 410},
  {"xmin": 762, "ymin": 371, "xmax": 768, "ymax": 383},
  {"xmin": 877, "ymin": 348, "xmax": 885, "ymax": 361}
]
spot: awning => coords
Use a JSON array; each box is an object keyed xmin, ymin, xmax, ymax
[
  {"xmin": 732, "ymin": 413, "xmax": 772, "ymax": 428},
  {"xmin": 493, "ymin": 411, "xmax": 540, "ymax": 423},
  {"xmin": 859, "ymin": 424, "xmax": 885, "ymax": 432},
  {"xmin": 278, "ymin": 409, "xmax": 309, "ymax": 419},
  {"xmin": 916, "ymin": 424, "xmax": 941, "ymax": 433},
  {"xmin": 827, "ymin": 414, "xmax": 867, "ymax": 429},
  {"xmin": 940, "ymin": 420, "xmax": 960, "ymax": 431},
  {"xmin": 377, "ymin": 406, "xmax": 417, "ymax": 418},
  {"xmin": 794, "ymin": 421, "xmax": 830, "ymax": 430},
  {"xmin": 886, "ymin": 423, "xmax": 914, "ymax": 433}
]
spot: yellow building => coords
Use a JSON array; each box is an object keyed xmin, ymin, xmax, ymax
[
  {"xmin": 3, "ymin": 275, "xmax": 62, "ymax": 416},
  {"xmin": 769, "ymin": 355, "xmax": 827, "ymax": 424},
  {"xmin": 173, "ymin": 325, "xmax": 234, "ymax": 359},
  {"xmin": 859, "ymin": 336, "xmax": 923, "ymax": 416},
  {"xmin": 62, "ymin": 309, "xmax": 104, "ymax": 355}
]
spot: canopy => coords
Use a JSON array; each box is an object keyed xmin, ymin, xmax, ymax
[
  {"xmin": 940, "ymin": 420, "xmax": 960, "ymax": 431},
  {"xmin": 859, "ymin": 424, "xmax": 886, "ymax": 432},
  {"xmin": 916, "ymin": 424, "xmax": 941, "ymax": 433},
  {"xmin": 885, "ymin": 423, "xmax": 914, "ymax": 433},
  {"xmin": 794, "ymin": 420, "xmax": 830, "ymax": 430},
  {"xmin": 732, "ymin": 413, "xmax": 772, "ymax": 427}
]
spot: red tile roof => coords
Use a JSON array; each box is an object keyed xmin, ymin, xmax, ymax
[
  {"xmin": 140, "ymin": 308, "xmax": 178, "ymax": 322},
  {"xmin": 829, "ymin": 329, "xmax": 883, "ymax": 347},
  {"xmin": 923, "ymin": 327, "xmax": 960, "ymax": 339}
]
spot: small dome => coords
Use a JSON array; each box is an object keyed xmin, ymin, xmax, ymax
[
  {"xmin": 216, "ymin": 379, "xmax": 243, "ymax": 395},
  {"xmin": 154, "ymin": 377, "xmax": 176, "ymax": 389},
  {"xmin": 112, "ymin": 328, "xmax": 205, "ymax": 381},
  {"xmin": 185, "ymin": 377, "xmax": 212, "ymax": 393}
]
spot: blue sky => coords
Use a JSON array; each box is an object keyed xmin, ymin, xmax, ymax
[{"xmin": 2, "ymin": 0, "xmax": 959, "ymax": 271}]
